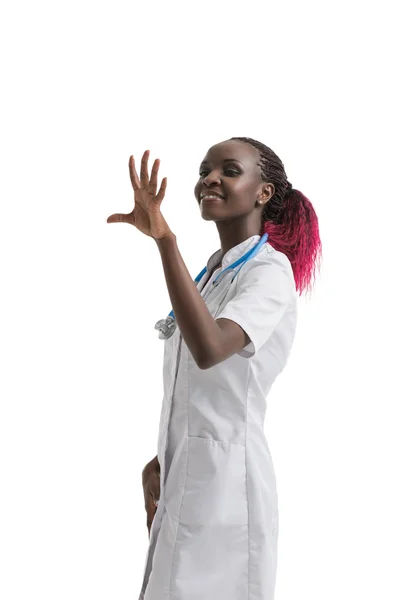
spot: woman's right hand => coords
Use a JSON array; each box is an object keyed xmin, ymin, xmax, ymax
[
  {"xmin": 142, "ymin": 456, "xmax": 160, "ymax": 537},
  {"xmin": 106, "ymin": 151, "xmax": 173, "ymax": 241}
]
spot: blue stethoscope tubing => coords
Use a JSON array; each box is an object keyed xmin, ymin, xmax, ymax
[{"xmin": 154, "ymin": 232, "xmax": 269, "ymax": 339}]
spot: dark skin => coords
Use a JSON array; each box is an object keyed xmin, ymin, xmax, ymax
[
  {"xmin": 141, "ymin": 455, "xmax": 160, "ymax": 537},
  {"xmin": 192, "ymin": 139, "xmax": 275, "ymax": 286},
  {"xmin": 194, "ymin": 139, "xmax": 275, "ymax": 260},
  {"xmin": 107, "ymin": 140, "xmax": 275, "ymax": 536}
]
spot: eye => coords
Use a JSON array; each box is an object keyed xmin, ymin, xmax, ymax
[{"xmin": 199, "ymin": 168, "xmax": 239, "ymax": 177}]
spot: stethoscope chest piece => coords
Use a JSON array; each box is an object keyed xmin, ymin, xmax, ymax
[{"xmin": 154, "ymin": 315, "xmax": 177, "ymax": 340}]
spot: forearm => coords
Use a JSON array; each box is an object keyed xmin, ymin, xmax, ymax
[{"xmin": 154, "ymin": 233, "xmax": 221, "ymax": 369}]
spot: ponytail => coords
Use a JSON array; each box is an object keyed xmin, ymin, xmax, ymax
[
  {"xmin": 262, "ymin": 188, "xmax": 322, "ymax": 296},
  {"xmin": 230, "ymin": 137, "xmax": 322, "ymax": 296}
]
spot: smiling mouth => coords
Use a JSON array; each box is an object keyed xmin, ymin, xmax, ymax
[{"xmin": 201, "ymin": 194, "xmax": 225, "ymax": 202}]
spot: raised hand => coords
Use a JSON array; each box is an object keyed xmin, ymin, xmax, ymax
[{"xmin": 107, "ymin": 150, "xmax": 173, "ymax": 240}]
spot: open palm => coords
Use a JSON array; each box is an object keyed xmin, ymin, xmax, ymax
[{"xmin": 107, "ymin": 150, "xmax": 172, "ymax": 240}]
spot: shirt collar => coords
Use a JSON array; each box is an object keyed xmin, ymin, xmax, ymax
[{"xmin": 206, "ymin": 234, "xmax": 262, "ymax": 272}]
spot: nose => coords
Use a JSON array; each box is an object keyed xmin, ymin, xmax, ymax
[{"xmin": 203, "ymin": 171, "xmax": 221, "ymax": 186}]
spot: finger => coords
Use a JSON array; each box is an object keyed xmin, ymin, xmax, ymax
[
  {"xmin": 129, "ymin": 156, "xmax": 140, "ymax": 190},
  {"xmin": 150, "ymin": 491, "xmax": 159, "ymax": 508},
  {"xmin": 148, "ymin": 474, "xmax": 160, "ymax": 504},
  {"xmin": 147, "ymin": 521, "xmax": 153, "ymax": 538},
  {"xmin": 146, "ymin": 507, "xmax": 156, "ymax": 533},
  {"xmin": 146, "ymin": 503, "xmax": 156, "ymax": 517},
  {"xmin": 107, "ymin": 213, "xmax": 129, "ymax": 223},
  {"xmin": 146, "ymin": 505, "xmax": 156, "ymax": 520},
  {"xmin": 148, "ymin": 158, "xmax": 160, "ymax": 196},
  {"xmin": 140, "ymin": 150, "xmax": 151, "ymax": 189},
  {"xmin": 153, "ymin": 476, "xmax": 161, "ymax": 503},
  {"xmin": 144, "ymin": 491, "xmax": 156, "ymax": 513},
  {"xmin": 154, "ymin": 177, "xmax": 167, "ymax": 205}
]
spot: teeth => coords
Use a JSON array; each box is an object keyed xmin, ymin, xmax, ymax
[{"xmin": 202, "ymin": 195, "xmax": 221, "ymax": 199}]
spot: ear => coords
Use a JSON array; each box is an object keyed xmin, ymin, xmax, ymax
[
  {"xmin": 262, "ymin": 182, "xmax": 275, "ymax": 200},
  {"xmin": 256, "ymin": 182, "xmax": 275, "ymax": 206}
]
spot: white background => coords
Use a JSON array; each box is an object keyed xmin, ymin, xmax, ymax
[{"xmin": 1, "ymin": 0, "xmax": 399, "ymax": 598}]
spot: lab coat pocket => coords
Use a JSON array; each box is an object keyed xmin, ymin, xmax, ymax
[{"xmin": 181, "ymin": 436, "xmax": 247, "ymax": 526}]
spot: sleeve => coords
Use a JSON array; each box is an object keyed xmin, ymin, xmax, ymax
[{"xmin": 216, "ymin": 258, "xmax": 294, "ymax": 358}]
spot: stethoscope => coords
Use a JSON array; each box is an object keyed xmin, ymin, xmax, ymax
[{"xmin": 154, "ymin": 233, "xmax": 269, "ymax": 340}]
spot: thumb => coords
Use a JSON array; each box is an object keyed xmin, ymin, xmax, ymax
[
  {"xmin": 106, "ymin": 213, "xmax": 131, "ymax": 224},
  {"xmin": 146, "ymin": 506, "xmax": 156, "ymax": 532}
]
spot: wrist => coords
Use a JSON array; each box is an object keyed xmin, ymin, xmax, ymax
[
  {"xmin": 143, "ymin": 455, "xmax": 160, "ymax": 478},
  {"xmin": 154, "ymin": 231, "xmax": 176, "ymax": 244}
]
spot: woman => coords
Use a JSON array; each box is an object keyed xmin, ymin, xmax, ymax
[{"xmin": 107, "ymin": 137, "xmax": 322, "ymax": 600}]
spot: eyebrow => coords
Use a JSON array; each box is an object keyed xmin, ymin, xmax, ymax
[{"xmin": 200, "ymin": 158, "xmax": 243, "ymax": 167}]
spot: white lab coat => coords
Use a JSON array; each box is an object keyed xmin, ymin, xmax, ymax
[{"xmin": 138, "ymin": 234, "xmax": 298, "ymax": 600}]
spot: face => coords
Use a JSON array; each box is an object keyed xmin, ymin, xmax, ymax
[{"xmin": 194, "ymin": 140, "xmax": 275, "ymax": 222}]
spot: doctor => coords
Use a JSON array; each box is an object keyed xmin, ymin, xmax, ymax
[{"xmin": 107, "ymin": 137, "xmax": 322, "ymax": 599}]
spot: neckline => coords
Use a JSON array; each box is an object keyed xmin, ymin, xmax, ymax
[{"xmin": 206, "ymin": 234, "xmax": 262, "ymax": 273}]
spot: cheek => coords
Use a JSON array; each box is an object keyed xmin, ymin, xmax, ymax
[
  {"xmin": 230, "ymin": 176, "xmax": 251, "ymax": 191},
  {"xmin": 230, "ymin": 181, "xmax": 255, "ymax": 200}
]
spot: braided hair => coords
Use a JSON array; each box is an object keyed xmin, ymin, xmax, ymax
[{"xmin": 230, "ymin": 136, "xmax": 322, "ymax": 296}]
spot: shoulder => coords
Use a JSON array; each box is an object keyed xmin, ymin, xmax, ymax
[
  {"xmin": 237, "ymin": 242, "xmax": 296, "ymax": 298},
  {"xmin": 214, "ymin": 242, "xmax": 297, "ymax": 362}
]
